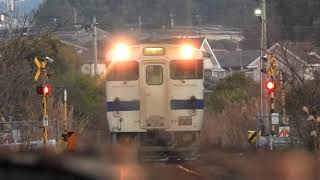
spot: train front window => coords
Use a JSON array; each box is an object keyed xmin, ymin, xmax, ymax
[
  {"xmin": 107, "ymin": 61, "xmax": 139, "ymax": 81},
  {"xmin": 170, "ymin": 60, "xmax": 203, "ymax": 79},
  {"xmin": 146, "ymin": 65, "xmax": 163, "ymax": 85}
]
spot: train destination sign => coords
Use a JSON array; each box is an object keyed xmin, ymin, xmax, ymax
[{"xmin": 143, "ymin": 47, "xmax": 165, "ymax": 56}]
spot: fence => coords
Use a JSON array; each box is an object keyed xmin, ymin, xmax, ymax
[
  {"xmin": 0, "ymin": 120, "xmax": 60, "ymax": 145},
  {"xmin": 256, "ymin": 115, "xmax": 306, "ymax": 137}
]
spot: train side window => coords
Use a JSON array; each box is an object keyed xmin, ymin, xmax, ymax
[
  {"xmin": 107, "ymin": 61, "xmax": 139, "ymax": 81},
  {"xmin": 146, "ymin": 65, "xmax": 163, "ymax": 85},
  {"xmin": 170, "ymin": 60, "xmax": 203, "ymax": 79}
]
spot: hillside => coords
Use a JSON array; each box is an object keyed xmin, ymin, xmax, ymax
[
  {"xmin": 36, "ymin": 0, "xmax": 258, "ymax": 28},
  {"xmin": 35, "ymin": 0, "xmax": 320, "ymax": 45}
]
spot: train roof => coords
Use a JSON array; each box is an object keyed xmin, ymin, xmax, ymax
[{"xmin": 137, "ymin": 37, "xmax": 205, "ymax": 49}]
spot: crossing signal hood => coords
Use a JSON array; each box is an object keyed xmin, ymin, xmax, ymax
[{"xmin": 36, "ymin": 85, "xmax": 52, "ymax": 95}]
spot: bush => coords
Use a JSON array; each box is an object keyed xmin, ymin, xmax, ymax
[{"xmin": 206, "ymin": 73, "xmax": 259, "ymax": 112}]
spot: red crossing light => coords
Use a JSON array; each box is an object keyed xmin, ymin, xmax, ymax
[
  {"xmin": 43, "ymin": 85, "xmax": 49, "ymax": 94},
  {"xmin": 265, "ymin": 80, "xmax": 275, "ymax": 92},
  {"xmin": 36, "ymin": 85, "xmax": 52, "ymax": 95}
]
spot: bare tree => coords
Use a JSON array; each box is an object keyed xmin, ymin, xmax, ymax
[{"xmin": 268, "ymin": 42, "xmax": 320, "ymax": 151}]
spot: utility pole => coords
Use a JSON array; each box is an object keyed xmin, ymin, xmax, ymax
[
  {"xmin": 236, "ymin": 43, "xmax": 243, "ymax": 71},
  {"xmin": 186, "ymin": 0, "xmax": 192, "ymax": 26},
  {"xmin": 6, "ymin": 0, "xmax": 15, "ymax": 12},
  {"xmin": 169, "ymin": 11, "xmax": 175, "ymax": 28},
  {"xmin": 5, "ymin": 0, "xmax": 15, "ymax": 39},
  {"xmin": 261, "ymin": 0, "xmax": 267, "ymax": 121},
  {"xmin": 93, "ymin": 16, "xmax": 98, "ymax": 77},
  {"xmin": 74, "ymin": 8, "xmax": 78, "ymax": 39},
  {"xmin": 138, "ymin": 16, "xmax": 142, "ymax": 30},
  {"xmin": 261, "ymin": 0, "xmax": 267, "ymax": 51},
  {"xmin": 255, "ymin": 0, "xmax": 267, "ymax": 134}
]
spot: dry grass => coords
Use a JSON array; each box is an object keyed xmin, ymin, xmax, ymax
[{"xmin": 201, "ymin": 98, "xmax": 259, "ymax": 149}]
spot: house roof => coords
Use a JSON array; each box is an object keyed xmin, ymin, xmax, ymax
[
  {"xmin": 269, "ymin": 42, "xmax": 320, "ymax": 65},
  {"xmin": 307, "ymin": 52, "xmax": 320, "ymax": 64},
  {"xmin": 214, "ymin": 50, "xmax": 260, "ymax": 69}
]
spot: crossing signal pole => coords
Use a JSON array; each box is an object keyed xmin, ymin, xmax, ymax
[
  {"xmin": 266, "ymin": 54, "xmax": 278, "ymax": 136},
  {"xmin": 266, "ymin": 79, "xmax": 275, "ymax": 135},
  {"xmin": 280, "ymin": 72, "xmax": 288, "ymax": 124},
  {"xmin": 34, "ymin": 56, "xmax": 54, "ymax": 145},
  {"xmin": 266, "ymin": 80, "xmax": 275, "ymax": 113},
  {"xmin": 60, "ymin": 89, "xmax": 77, "ymax": 151}
]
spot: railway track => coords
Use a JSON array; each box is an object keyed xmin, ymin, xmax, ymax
[
  {"xmin": 141, "ymin": 161, "xmax": 205, "ymax": 180},
  {"xmin": 176, "ymin": 164, "xmax": 202, "ymax": 177},
  {"xmin": 139, "ymin": 150, "xmax": 248, "ymax": 180}
]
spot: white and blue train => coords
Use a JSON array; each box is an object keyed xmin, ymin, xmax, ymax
[{"xmin": 105, "ymin": 39, "xmax": 205, "ymax": 159}]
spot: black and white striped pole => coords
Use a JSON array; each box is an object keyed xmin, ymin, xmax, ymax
[
  {"xmin": 64, "ymin": 89, "xmax": 68, "ymax": 134},
  {"xmin": 266, "ymin": 79, "xmax": 276, "ymax": 136}
]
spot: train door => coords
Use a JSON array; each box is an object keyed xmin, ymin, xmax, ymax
[{"xmin": 141, "ymin": 62, "xmax": 168, "ymax": 129}]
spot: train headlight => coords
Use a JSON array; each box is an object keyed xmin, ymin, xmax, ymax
[
  {"xmin": 112, "ymin": 43, "xmax": 129, "ymax": 61},
  {"xmin": 180, "ymin": 45, "xmax": 193, "ymax": 59}
]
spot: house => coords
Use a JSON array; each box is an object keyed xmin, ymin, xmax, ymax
[
  {"xmin": 247, "ymin": 42, "xmax": 320, "ymax": 82},
  {"xmin": 196, "ymin": 38, "xmax": 225, "ymax": 79},
  {"xmin": 214, "ymin": 50, "xmax": 261, "ymax": 80}
]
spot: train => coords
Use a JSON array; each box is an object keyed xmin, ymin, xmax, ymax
[{"xmin": 105, "ymin": 39, "xmax": 205, "ymax": 160}]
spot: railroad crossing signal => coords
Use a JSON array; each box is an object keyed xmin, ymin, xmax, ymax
[
  {"xmin": 34, "ymin": 57, "xmax": 47, "ymax": 81},
  {"xmin": 33, "ymin": 56, "xmax": 54, "ymax": 145},
  {"xmin": 36, "ymin": 85, "xmax": 52, "ymax": 95}
]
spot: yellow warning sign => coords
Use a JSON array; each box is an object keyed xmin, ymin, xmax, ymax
[
  {"xmin": 248, "ymin": 130, "xmax": 257, "ymax": 144},
  {"xmin": 34, "ymin": 57, "xmax": 47, "ymax": 81},
  {"xmin": 34, "ymin": 57, "xmax": 41, "ymax": 67},
  {"xmin": 34, "ymin": 70, "xmax": 41, "ymax": 81},
  {"xmin": 34, "ymin": 57, "xmax": 41, "ymax": 81}
]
